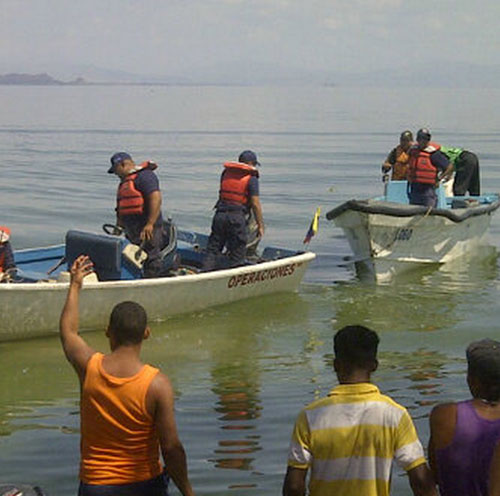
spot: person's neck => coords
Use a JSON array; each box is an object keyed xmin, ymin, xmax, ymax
[
  {"xmin": 338, "ymin": 370, "xmax": 372, "ymax": 384},
  {"xmin": 109, "ymin": 343, "xmax": 142, "ymax": 359}
]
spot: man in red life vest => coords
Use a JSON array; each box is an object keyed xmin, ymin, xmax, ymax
[
  {"xmin": 407, "ymin": 128, "xmax": 453, "ymax": 207},
  {"xmin": 0, "ymin": 226, "xmax": 16, "ymax": 282},
  {"xmin": 108, "ymin": 152, "xmax": 174, "ymax": 278},
  {"xmin": 202, "ymin": 150, "xmax": 265, "ymax": 271}
]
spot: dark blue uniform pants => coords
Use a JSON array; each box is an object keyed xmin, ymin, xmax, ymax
[
  {"xmin": 203, "ymin": 210, "xmax": 248, "ymax": 271},
  {"xmin": 453, "ymin": 150, "xmax": 480, "ymax": 196}
]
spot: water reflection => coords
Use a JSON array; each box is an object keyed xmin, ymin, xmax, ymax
[
  {"xmin": 344, "ymin": 243, "xmax": 498, "ymax": 288},
  {"xmin": 331, "ymin": 246, "xmax": 498, "ymax": 333},
  {"xmin": 205, "ymin": 295, "xmax": 307, "ymax": 478}
]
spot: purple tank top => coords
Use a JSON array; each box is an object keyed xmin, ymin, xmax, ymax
[{"xmin": 436, "ymin": 400, "xmax": 500, "ymax": 496}]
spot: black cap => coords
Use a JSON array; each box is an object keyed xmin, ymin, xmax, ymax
[
  {"xmin": 238, "ymin": 150, "xmax": 260, "ymax": 166},
  {"xmin": 467, "ymin": 339, "xmax": 500, "ymax": 379},
  {"xmin": 416, "ymin": 128, "xmax": 431, "ymax": 141},
  {"xmin": 400, "ymin": 130, "xmax": 413, "ymax": 141},
  {"xmin": 108, "ymin": 152, "xmax": 132, "ymax": 174}
]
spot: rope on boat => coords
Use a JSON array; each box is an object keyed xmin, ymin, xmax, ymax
[{"xmin": 371, "ymin": 206, "xmax": 433, "ymax": 256}]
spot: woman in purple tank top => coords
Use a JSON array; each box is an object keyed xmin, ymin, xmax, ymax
[{"xmin": 428, "ymin": 339, "xmax": 500, "ymax": 496}]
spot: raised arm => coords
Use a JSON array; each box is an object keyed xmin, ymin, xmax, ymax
[
  {"xmin": 59, "ymin": 255, "xmax": 96, "ymax": 383},
  {"xmin": 149, "ymin": 373, "xmax": 194, "ymax": 496}
]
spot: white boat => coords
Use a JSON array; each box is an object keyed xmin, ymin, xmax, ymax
[
  {"xmin": 0, "ymin": 229, "xmax": 315, "ymax": 341},
  {"xmin": 326, "ymin": 180, "xmax": 500, "ymax": 282}
]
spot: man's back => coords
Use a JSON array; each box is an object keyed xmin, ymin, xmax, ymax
[
  {"xmin": 80, "ymin": 352, "xmax": 162, "ymax": 485},
  {"xmin": 287, "ymin": 383, "xmax": 426, "ymax": 496}
]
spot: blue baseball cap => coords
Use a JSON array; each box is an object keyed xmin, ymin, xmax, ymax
[
  {"xmin": 238, "ymin": 150, "xmax": 260, "ymax": 166},
  {"xmin": 108, "ymin": 152, "xmax": 132, "ymax": 173}
]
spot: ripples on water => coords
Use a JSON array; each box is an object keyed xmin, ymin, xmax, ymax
[{"xmin": 1, "ymin": 86, "xmax": 500, "ymax": 495}]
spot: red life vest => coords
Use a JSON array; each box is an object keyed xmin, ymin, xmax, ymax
[
  {"xmin": 219, "ymin": 162, "xmax": 259, "ymax": 206},
  {"xmin": 116, "ymin": 161, "xmax": 157, "ymax": 217},
  {"xmin": 0, "ymin": 249, "xmax": 5, "ymax": 273},
  {"xmin": 408, "ymin": 142, "xmax": 441, "ymax": 185}
]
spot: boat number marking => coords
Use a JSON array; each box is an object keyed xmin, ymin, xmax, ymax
[
  {"xmin": 228, "ymin": 263, "xmax": 297, "ymax": 288},
  {"xmin": 395, "ymin": 228, "xmax": 413, "ymax": 241}
]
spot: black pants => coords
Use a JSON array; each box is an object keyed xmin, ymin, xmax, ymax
[
  {"xmin": 78, "ymin": 473, "xmax": 169, "ymax": 496},
  {"xmin": 202, "ymin": 210, "xmax": 248, "ymax": 271},
  {"xmin": 124, "ymin": 221, "xmax": 173, "ymax": 277},
  {"xmin": 453, "ymin": 150, "xmax": 480, "ymax": 196}
]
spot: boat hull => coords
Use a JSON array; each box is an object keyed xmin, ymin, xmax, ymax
[
  {"xmin": 0, "ymin": 247, "xmax": 314, "ymax": 342},
  {"xmin": 327, "ymin": 198, "xmax": 499, "ymax": 282}
]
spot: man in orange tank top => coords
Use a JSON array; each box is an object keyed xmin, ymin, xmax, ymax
[{"xmin": 60, "ymin": 255, "xmax": 195, "ymax": 496}]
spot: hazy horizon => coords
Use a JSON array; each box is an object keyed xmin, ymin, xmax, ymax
[{"xmin": 2, "ymin": 1, "xmax": 500, "ymax": 87}]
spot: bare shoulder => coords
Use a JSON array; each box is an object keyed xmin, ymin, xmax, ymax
[
  {"xmin": 430, "ymin": 402, "xmax": 456, "ymax": 424},
  {"xmin": 429, "ymin": 402, "xmax": 457, "ymax": 450},
  {"xmin": 146, "ymin": 371, "xmax": 175, "ymax": 413}
]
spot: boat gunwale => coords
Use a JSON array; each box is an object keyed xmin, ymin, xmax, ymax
[
  {"xmin": 326, "ymin": 197, "xmax": 500, "ymax": 223},
  {"xmin": 1, "ymin": 251, "xmax": 316, "ymax": 292}
]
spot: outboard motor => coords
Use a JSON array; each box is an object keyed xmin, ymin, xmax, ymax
[
  {"xmin": 0, "ymin": 484, "xmax": 48, "ymax": 496},
  {"xmin": 159, "ymin": 218, "xmax": 178, "ymax": 272}
]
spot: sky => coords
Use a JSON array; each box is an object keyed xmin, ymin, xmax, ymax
[{"xmin": 1, "ymin": 0, "xmax": 500, "ymax": 83}]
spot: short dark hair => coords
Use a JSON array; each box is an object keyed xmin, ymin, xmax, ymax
[
  {"xmin": 334, "ymin": 325, "xmax": 379, "ymax": 368},
  {"xmin": 467, "ymin": 339, "xmax": 500, "ymax": 402},
  {"xmin": 109, "ymin": 301, "xmax": 147, "ymax": 345}
]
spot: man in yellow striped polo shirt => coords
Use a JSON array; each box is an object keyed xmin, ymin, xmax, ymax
[{"xmin": 283, "ymin": 325, "xmax": 437, "ymax": 496}]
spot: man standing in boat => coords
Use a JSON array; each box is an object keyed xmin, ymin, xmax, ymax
[
  {"xmin": 407, "ymin": 128, "xmax": 453, "ymax": 207},
  {"xmin": 382, "ymin": 130, "xmax": 414, "ymax": 180},
  {"xmin": 108, "ymin": 152, "xmax": 174, "ymax": 277},
  {"xmin": 0, "ymin": 226, "xmax": 16, "ymax": 282},
  {"xmin": 440, "ymin": 145, "xmax": 481, "ymax": 196},
  {"xmin": 202, "ymin": 150, "xmax": 265, "ymax": 271}
]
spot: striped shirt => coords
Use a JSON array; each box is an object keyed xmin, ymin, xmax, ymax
[{"xmin": 287, "ymin": 383, "xmax": 426, "ymax": 496}]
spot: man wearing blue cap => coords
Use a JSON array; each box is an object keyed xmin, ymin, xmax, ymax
[
  {"xmin": 202, "ymin": 150, "xmax": 265, "ymax": 271},
  {"xmin": 108, "ymin": 152, "xmax": 172, "ymax": 277},
  {"xmin": 407, "ymin": 128, "xmax": 453, "ymax": 207}
]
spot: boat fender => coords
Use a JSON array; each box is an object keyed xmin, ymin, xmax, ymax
[
  {"xmin": 57, "ymin": 271, "xmax": 99, "ymax": 283},
  {"xmin": 122, "ymin": 243, "xmax": 148, "ymax": 269}
]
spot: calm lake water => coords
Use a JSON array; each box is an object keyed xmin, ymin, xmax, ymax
[{"xmin": 1, "ymin": 85, "xmax": 500, "ymax": 495}]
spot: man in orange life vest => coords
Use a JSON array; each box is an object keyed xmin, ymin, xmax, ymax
[
  {"xmin": 108, "ymin": 152, "xmax": 171, "ymax": 277},
  {"xmin": 202, "ymin": 150, "xmax": 265, "ymax": 271},
  {"xmin": 60, "ymin": 255, "xmax": 195, "ymax": 496},
  {"xmin": 382, "ymin": 130, "xmax": 414, "ymax": 180},
  {"xmin": 407, "ymin": 128, "xmax": 453, "ymax": 207},
  {"xmin": 0, "ymin": 225, "xmax": 16, "ymax": 282}
]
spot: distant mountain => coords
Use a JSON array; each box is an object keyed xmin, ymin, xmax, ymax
[
  {"xmin": 0, "ymin": 72, "xmax": 87, "ymax": 85},
  {"xmin": 1, "ymin": 61, "xmax": 498, "ymax": 88}
]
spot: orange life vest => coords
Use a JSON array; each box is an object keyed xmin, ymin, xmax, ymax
[
  {"xmin": 408, "ymin": 143, "xmax": 441, "ymax": 185},
  {"xmin": 392, "ymin": 146, "xmax": 411, "ymax": 181},
  {"xmin": 116, "ymin": 161, "xmax": 157, "ymax": 217},
  {"xmin": 219, "ymin": 162, "xmax": 259, "ymax": 206}
]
